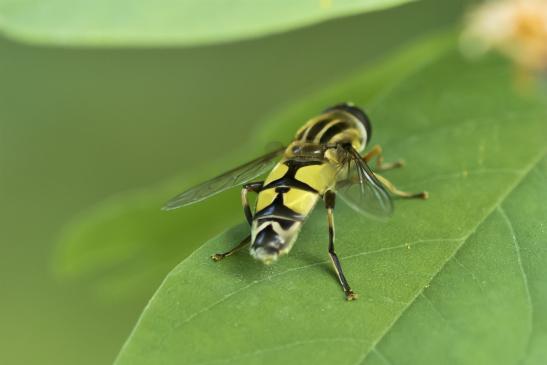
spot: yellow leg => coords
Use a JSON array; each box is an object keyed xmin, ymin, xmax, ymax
[
  {"xmin": 362, "ymin": 144, "xmax": 404, "ymax": 172},
  {"xmin": 362, "ymin": 144, "xmax": 382, "ymax": 162},
  {"xmin": 374, "ymin": 173, "xmax": 428, "ymax": 199}
]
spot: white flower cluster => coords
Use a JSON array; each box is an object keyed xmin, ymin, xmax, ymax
[{"xmin": 461, "ymin": 0, "xmax": 547, "ymax": 71}]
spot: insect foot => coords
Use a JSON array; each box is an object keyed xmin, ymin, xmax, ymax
[
  {"xmin": 346, "ymin": 290, "xmax": 359, "ymax": 301},
  {"xmin": 211, "ymin": 253, "xmax": 226, "ymax": 262},
  {"xmin": 391, "ymin": 159, "xmax": 405, "ymax": 168}
]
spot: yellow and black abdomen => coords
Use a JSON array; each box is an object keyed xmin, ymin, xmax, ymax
[
  {"xmin": 250, "ymin": 157, "xmax": 338, "ymax": 263},
  {"xmin": 250, "ymin": 104, "xmax": 370, "ymax": 263}
]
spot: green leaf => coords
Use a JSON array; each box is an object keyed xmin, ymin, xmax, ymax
[
  {"xmin": 114, "ymin": 34, "xmax": 547, "ymax": 365},
  {"xmin": 53, "ymin": 174, "xmax": 243, "ymax": 300},
  {"xmin": 0, "ymin": 0, "xmax": 417, "ymax": 47},
  {"xmin": 52, "ymin": 33, "xmax": 449, "ymax": 301}
]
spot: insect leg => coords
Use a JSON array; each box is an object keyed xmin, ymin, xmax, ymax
[
  {"xmin": 211, "ymin": 234, "xmax": 251, "ymax": 262},
  {"xmin": 362, "ymin": 144, "xmax": 382, "ymax": 161},
  {"xmin": 374, "ymin": 173, "xmax": 428, "ymax": 199},
  {"xmin": 324, "ymin": 190, "xmax": 358, "ymax": 301},
  {"xmin": 211, "ymin": 182, "xmax": 262, "ymax": 262},
  {"xmin": 241, "ymin": 181, "xmax": 263, "ymax": 225},
  {"xmin": 362, "ymin": 144, "xmax": 404, "ymax": 172}
]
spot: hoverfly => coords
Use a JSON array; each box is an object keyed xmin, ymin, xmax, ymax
[{"xmin": 164, "ymin": 103, "xmax": 427, "ymax": 300}]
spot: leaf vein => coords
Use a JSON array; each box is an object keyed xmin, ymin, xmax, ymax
[
  {"xmin": 419, "ymin": 292, "xmax": 459, "ymax": 333},
  {"xmin": 497, "ymin": 206, "xmax": 533, "ymax": 362},
  {"xmin": 452, "ymin": 256, "xmax": 485, "ymax": 292},
  {"xmin": 193, "ymin": 338, "xmax": 366, "ymax": 365},
  {"xmin": 371, "ymin": 348, "xmax": 394, "ymax": 365},
  {"xmin": 401, "ymin": 167, "xmax": 523, "ymax": 190},
  {"xmin": 172, "ymin": 238, "xmax": 464, "ymax": 331},
  {"xmin": 356, "ymin": 148, "xmax": 546, "ymax": 365}
]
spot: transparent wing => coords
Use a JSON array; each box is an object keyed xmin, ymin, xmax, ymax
[
  {"xmin": 336, "ymin": 147, "xmax": 393, "ymax": 220},
  {"xmin": 162, "ymin": 147, "xmax": 285, "ymax": 210}
]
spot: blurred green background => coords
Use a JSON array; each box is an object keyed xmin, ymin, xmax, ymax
[{"xmin": 0, "ymin": 1, "xmax": 469, "ymax": 364}]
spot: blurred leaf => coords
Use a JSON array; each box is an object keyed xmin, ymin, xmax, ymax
[
  {"xmin": 53, "ymin": 33, "xmax": 449, "ymax": 301},
  {"xmin": 115, "ymin": 35, "xmax": 547, "ymax": 365},
  {"xmin": 0, "ymin": 0, "xmax": 417, "ymax": 47},
  {"xmin": 53, "ymin": 167, "xmax": 243, "ymax": 301}
]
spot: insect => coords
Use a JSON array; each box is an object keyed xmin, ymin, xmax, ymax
[{"xmin": 163, "ymin": 103, "xmax": 427, "ymax": 300}]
